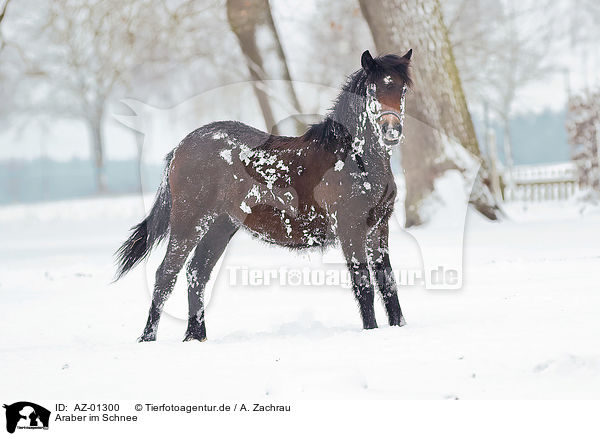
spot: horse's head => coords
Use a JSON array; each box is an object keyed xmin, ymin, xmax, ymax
[{"xmin": 361, "ymin": 49, "xmax": 412, "ymax": 146}]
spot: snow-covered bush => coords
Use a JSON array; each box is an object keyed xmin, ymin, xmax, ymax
[{"xmin": 566, "ymin": 91, "xmax": 600, "ymax": 195}]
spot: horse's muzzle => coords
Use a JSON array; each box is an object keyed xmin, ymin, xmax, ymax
[{"xmin": 379, "ymin": 111, "xmax": 402, "ymax": 145}]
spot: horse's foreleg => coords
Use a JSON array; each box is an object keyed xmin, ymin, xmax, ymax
[
  {"xmin": 138, "ymin": 235, "xmax": 195, "ymax": 342},
  {"xmin": 184, "ymin": 215, "xmax": 239, "ymax": 342},
  {"xmin": 370, "ymin": 222, "xmax": 405, "ymax": 327},
  {"xmin": 339, "ymin": 228, "xmax": 378, "ymax": 330}
]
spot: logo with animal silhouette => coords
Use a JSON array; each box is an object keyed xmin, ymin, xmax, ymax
[{"xmin": 3, "ymin": 402, "xmax": 50, "ymax": 433}]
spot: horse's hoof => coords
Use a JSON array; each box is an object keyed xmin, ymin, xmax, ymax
[
  {"xmin": 137, "ymin": 335, "xmax": 156, "ymax": 342},
  {"xmin": 183, "ymin": 335, "xmax": 207, "ymax": 342},
  {"xmin": 183, "ymin": 327, "xmax": 207, "ymax": 342},
  {"xmin": 388, "ymin": 314, "xmax": 406, "ymax": 327}
]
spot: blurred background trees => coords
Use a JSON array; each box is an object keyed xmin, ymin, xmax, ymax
[
  {"xmin": 444, "ymin": 0, "xmax": 556, "ymax": 196},
  {"xmin": 8, "ymin": 0, "xmax": 224, "ymax": 192},
  {"xmin": 226, "ymin": 0, "xmax": 302, "ymax": 135},
  {"xmin": 1, "ymin": 0, "xmax": 598, "ymax": 219}
]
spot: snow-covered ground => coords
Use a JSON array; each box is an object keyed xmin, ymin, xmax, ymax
[{"xmin": 1, "ymin": 195, "xmax": 599, "ymax": 400}]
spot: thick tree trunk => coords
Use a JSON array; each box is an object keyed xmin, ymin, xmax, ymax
[
  {"xmin": 88, "ymin": 115, "xmax": 107, "ymax": 193},
  {"xmin": 226, "ymin": 0, "xmax": 302, "ymax": 135},
  {"xmin": 359, "ymin": 0, "xmax": 499, "ymax": 226}
]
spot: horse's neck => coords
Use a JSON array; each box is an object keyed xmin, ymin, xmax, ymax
[
  {"xmin": 329, "ymin": 100, "xmax": 394, "ymax": 175},
  {"xmin": 346, "ymin": 134, "xmax": 392, "ymax": 188},
  {"xmin": 355, "ymin": 110, "xmax": 392, "ymax": 159}
]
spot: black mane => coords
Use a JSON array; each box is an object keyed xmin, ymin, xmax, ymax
[{"xmin": 302, "ymin": 53, "xmax": 412, "ymax": 148}]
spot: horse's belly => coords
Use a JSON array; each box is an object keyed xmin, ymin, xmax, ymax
[{"xmin": 240, "ymin": 205, "xmax": 333, "ymax": 249}]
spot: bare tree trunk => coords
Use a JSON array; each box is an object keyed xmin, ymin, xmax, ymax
[
  {"xmin": 359, "ymin": 0, "xmax": 499, "ymax": 226},
  {"xmin": 0, "ymin": 0, "xmax": 11, "ymax": 52},
  {"xmin": 87, "ymin": 115, "xmax": 107, "ymax": 193},
  {"xmin": 502, "ymin": 115, "xmax": 515, "ymax": 181},
  {"xmin": 134, "ymin": 130, "xmax": 144, "ymax": 194},
  {"xmin": 132, "ymin": 111, "xmax": 144, "ymax": 194},
  {"xmin": 226, "ymin": 0, "xmax": 302, "ymax": 135}
]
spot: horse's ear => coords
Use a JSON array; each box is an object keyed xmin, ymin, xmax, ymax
[
  {"xmin": 361, "ymin": 50, "xmax": 377, "ymax": 73},
  {"xmin": 402, "ymin": 49, "xmax": 413, "ymax": 61}
]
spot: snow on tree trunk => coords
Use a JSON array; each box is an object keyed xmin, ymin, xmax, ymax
[
  {"xmin": 226, "ymin": 0, "xmax": 302, "ymax": 135},
  {"xmin": 359, "ymin": 0, "xmax": 499, "ymax": 226}
]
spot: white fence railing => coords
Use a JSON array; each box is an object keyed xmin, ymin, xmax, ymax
[{"xmin": 504, "ymin": 162, "xmax": 581, "ymax": 201}]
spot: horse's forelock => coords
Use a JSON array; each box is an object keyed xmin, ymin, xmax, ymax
[{"xmin": 369, "ymin": 54, "xmax": 412, "ymax": 88}]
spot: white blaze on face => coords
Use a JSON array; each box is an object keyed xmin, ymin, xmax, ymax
[
  {"xmin": 383, "ymin": 75, "xmax": 393, "ymax": 85},
  {"xmin": 365, "ymin": 83, "xmax": 387, "ymax": 150}
]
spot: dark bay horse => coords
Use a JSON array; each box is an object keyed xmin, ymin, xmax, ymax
[{"xmin": 116, "ymin": 49, "xmax": 413, "ymax": 342}]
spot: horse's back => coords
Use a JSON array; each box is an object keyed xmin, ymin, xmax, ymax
[{"xmin": 179, "ymin": 120, "xmax": 272, "ymax": 154}]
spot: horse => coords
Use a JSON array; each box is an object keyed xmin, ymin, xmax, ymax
[{"xmin": 115, "ymin": 49, "xmax": 413, "ymax": 342}]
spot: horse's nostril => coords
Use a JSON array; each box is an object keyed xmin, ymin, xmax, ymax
[{"xmin": 384, "ymin": 124, "xmax": 401, "ymax": 143}]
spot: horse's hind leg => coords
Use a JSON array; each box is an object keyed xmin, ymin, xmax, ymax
[
  {"xmin": 138, "ymin": 231, "xmax": 197, "ymax": 342},
  {"xmin": 184, "ymin": 215, "xmax": 239, "ymax": 342}
]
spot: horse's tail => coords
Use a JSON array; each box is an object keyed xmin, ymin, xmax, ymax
[{"xmin": 114, "ymin": 151, "xmax": 174, "ymax": 280}]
